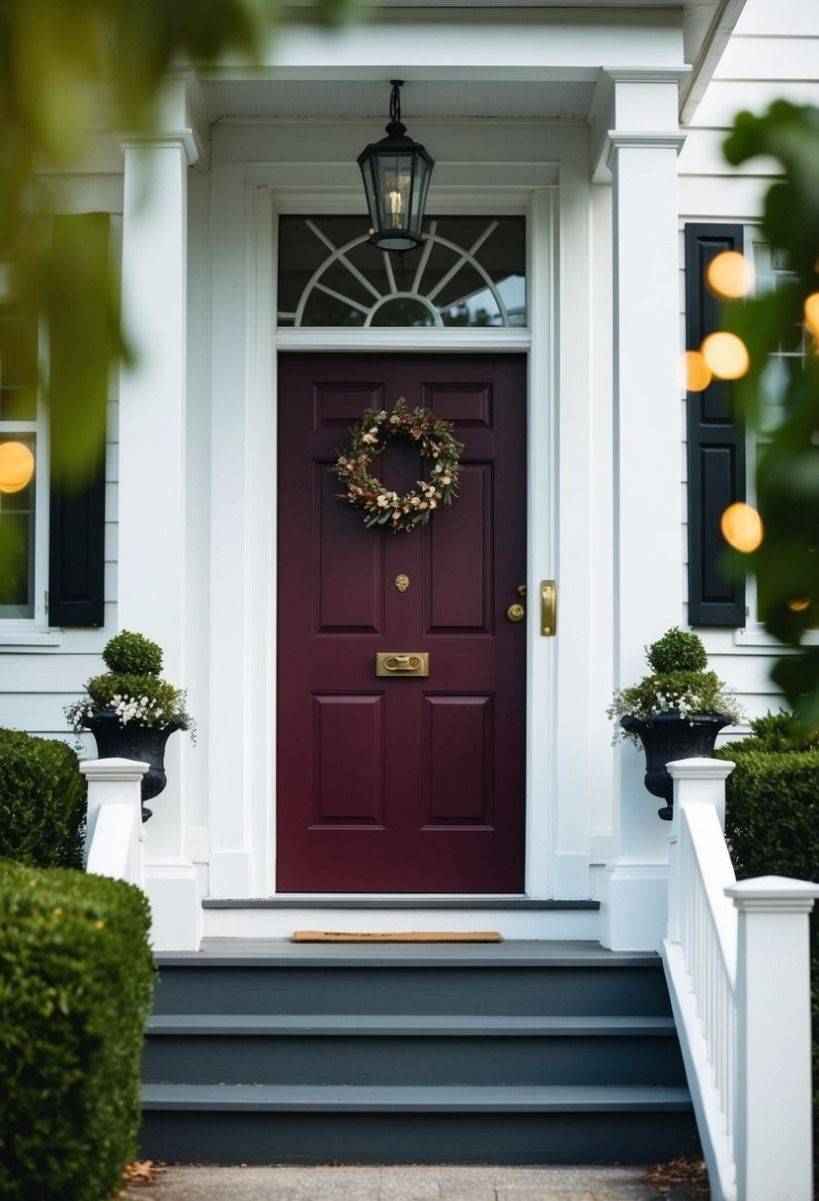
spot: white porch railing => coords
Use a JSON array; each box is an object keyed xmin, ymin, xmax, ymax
[
  {"xmin": 663, "ymin": 757, "xmax": 818, "ymax": 1201},
  {"xmin": 81, "ymin": 758, "xmax": 148, "ymax": 887}
]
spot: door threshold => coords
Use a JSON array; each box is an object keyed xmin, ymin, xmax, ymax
[{"xmin": 202, "ymin": 896, "xmax": 600, "ymax": 911}]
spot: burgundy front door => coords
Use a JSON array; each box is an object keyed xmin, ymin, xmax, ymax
[{"xmin": 277, "ymin": 355, "xmax": 527, "ymax": 892}]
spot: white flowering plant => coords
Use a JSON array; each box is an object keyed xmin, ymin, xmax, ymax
[
  {"xmin": 65, "ymin": 631, "xmax": 194, "ymax": 739},
  {"xmin": 608, "ymin": 627, "xmax": 743, "ymax": 744}
]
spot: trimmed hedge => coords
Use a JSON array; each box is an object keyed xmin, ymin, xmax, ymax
[
  {"xmin": 0, "ymin": 860, "xmax": 154, "ymax": 1201},
  {"xmin": 0, "ymin": 728, "xmax": 85, "ymax": 868},
  {"xmin": 717, "ymin": 726, "xmax": 819, "ymax": 1131}
]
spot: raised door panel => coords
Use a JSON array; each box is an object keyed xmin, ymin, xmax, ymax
[
  {"xmin": 315, "ymin": 462, "xmax": 384, "ymax": 633},
  {"xmin": 423, "ymin": 694, "xmax": 494, "ymax": 826},
  {"xmin": 312, "ymin": 694, "xmax": 385, "ymax": 825}
]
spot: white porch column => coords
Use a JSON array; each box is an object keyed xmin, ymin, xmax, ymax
[
  {"xmin": 118, "ymin": 77, "xmax": 206, "ymax": 949},
  {"xmin": 598, "ymin": 72, "xmax": 686, "ymax": 950}
]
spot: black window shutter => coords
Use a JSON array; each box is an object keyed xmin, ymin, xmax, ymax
[
  {"xmin": 48, "ymin": 214, "xmax": 108, "ymax": 628},
  {"xmin": 685, "ymin": 223, "xmax": 746, "ymax": 628}
]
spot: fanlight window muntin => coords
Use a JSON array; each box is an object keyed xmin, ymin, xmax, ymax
[{"xmin": 277, "ymin": 215, "xmax": 526, "ymax": 329}]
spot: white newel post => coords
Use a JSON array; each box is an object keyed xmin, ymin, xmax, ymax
[
  {"xmin": 726, "ymin": 877, "xmax": 819, "ymax": 1201},
  {"xmin": 666, "ymin": 756, "xmax": 735, "ymax": 943},
  {"xmin": 81, "ymin": 758, "xmax": 148, "ymax": 886},
  {"xmin": 118, "ymin": 77, "xmax": 205, "ymax": 949},
  {"xmin": 599, "ymin": 72, "xmax": 687, "ymax": 950}
]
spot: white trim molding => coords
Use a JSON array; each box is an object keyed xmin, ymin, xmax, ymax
[{"xmin": 202, "ymin": 140, "xmax": 602, "ymax": 908}]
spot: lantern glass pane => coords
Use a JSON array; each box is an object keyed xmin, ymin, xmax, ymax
[
  {"xmin": 373, "ymin": 153, "xmax": 414, "ymax": 232},
  {"xmin": 277, "ymin": 215, "xmax": 526, "ymax": 329}
]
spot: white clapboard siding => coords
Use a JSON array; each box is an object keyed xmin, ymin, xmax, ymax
[
  {"xmin": 0, "ymin": 208, "xmax": 122, "ymax": 738},
  {"xmin": 679, "ymin": 0, "xmax": 819, "ymax": 729},
  {"xmin": 735, "ymin": 0, "xmax": 819, "ymax": 37}
]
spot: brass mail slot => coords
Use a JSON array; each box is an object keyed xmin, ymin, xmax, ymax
[{"xmin": 376, "ymin": 652, "xmax": 429, "ymax": 678}]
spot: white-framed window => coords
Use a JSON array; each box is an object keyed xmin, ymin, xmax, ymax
[
  {"xmin": 0, "ymin": 305, "xmax": 49, "ymax": 628},
  {"xmin": 736, "ymin": 237, "xmax": 818, "ymax": 646}
]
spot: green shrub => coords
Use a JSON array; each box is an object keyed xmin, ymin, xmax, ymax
[
  {"xmin": 66, "ymin": 630, "xmax": 193, "ymax": 737},
  {"xmin": 0, "ymin": 728, "xmax": 85, "ymax": 868},
  {"xmin": 647, "ymin": 626, "xmax": 708, "ymax": 674},
  {"xmin": 102, "ymin": 629, "xmax": 163, "ymax": 676},
  {"xmin": 84, "ymin": 671, "xmax": 186, "ymax": 721},
  {"xmin": 0, "ymin": 860, "xmax": 154, "ymax": 1201},
  {"xmin": 717, "ymin": 728, "xmax": 819, "ymax": 1138},
  {"xmin": 737, "ymin": 709, "xmax": 819, "ymax": 753}
]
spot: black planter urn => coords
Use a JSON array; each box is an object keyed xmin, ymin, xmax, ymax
[
  {"xmin": 620, "ymin": 711, "xmax": 731, "ymax": 821},
  {"xmin": 86, "ymin": 713, "xmax": 186, "ymax": 822}
]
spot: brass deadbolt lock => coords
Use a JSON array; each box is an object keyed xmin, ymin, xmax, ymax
[{"xmin": 506, "ymin": 602, "xmax": 526, "ymax": 623}]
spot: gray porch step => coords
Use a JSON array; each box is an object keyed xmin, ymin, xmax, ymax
[
  {"xmin": 153, "ymin": 941, "xmax": 670, "ymax": 1017},
  {"xmin": 202, "ymin": 897, "xmax": 600, "ymax": 910},
  {"xmin": 142, "ymin": 1083, "xmax": 692, "ymax": 1112},
  {"xmin": 142, "ymin": 940, "xmax": 697, "ymax": 1165},
  {"xmin": 146, "ymin": 1013, "xmax": 677, "ymax": 1037},
  {"xmin": 142, "ymin": 1012, "xmax": 684, "ymax": 1087},
  {"xmin": 140, "ymin": 1083, "xmax": 698, "ymax": 1166}
]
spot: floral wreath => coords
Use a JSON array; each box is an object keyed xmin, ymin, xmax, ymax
[{"xmin": 334, "ymin": 397, "xmax": 464, "ymax": 534}]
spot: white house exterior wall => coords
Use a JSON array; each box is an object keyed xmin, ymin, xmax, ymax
[
  {"xmin": 1, "ymin": 0, "xmax": 818, "ymax": 948},
  {"xmin": 678, "ymin": 0, "xmax": 819, "ymax": 740},
  {"xmin": 0, "ymin": 205, "xmax": 122, "ymax": 743}
]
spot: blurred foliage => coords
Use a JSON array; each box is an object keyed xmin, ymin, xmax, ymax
[
  {"xmin": 0, "ymin": 0, "xmax": 356, "ymax": 488},
  {"xmin": 722, "ymin": 102, "xmax": 819, "ymax": 725}
]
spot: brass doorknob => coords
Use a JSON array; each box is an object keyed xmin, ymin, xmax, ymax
[{"xmin": 506, "ymin": 602, "xmax": 525, "ymax": 623}]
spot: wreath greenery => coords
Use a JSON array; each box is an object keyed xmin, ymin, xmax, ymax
[{"xmin": 334, "ymin": 397, "xmax": 464, "ymax": 534}]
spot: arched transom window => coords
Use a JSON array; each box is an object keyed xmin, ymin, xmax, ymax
[{"xmin": 277, "ymin": 216, "xmax": 526, "ymax": 329}]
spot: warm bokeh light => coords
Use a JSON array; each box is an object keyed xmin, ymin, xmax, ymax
[
  {"xmin": 0, "ymin": 441, "xmax": 35, "ymax": 494},
  {"xmin": 702, "ymin": 332, "xmax": 750, "ymax": 381},
  {"xmin": 721, "ymin": 502, "xmax": 763, "ymax": 554},
  {"xmin": 788, "ymin": 597, "xmax": 811, "ymax": 614},
  {"xmin": 804, "ymin": 292, "xmax": 819, "ymax": 339},
  {"xmin": 680, "ymin": 350, "xmax": 713, "ymax": 392},
  {"xmin": 706, "ymin": 251, "xmax": 754, "ymax": 300}
]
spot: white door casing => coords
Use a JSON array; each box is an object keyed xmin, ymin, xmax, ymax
[{"xmin": 204, "ymin": 128, "xmax": 600, "ymax": 909}]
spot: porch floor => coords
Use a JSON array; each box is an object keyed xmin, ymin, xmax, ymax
[{"xmin": 157, "ymin": 939, "xmax": 654, "ymax": 966}]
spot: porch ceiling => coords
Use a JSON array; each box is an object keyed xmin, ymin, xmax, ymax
[{"xmin": 203, "ymin": 79, "xmax": 596, "ymax": 123}]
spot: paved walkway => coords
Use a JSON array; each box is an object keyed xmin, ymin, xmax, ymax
[{"xmin": 126, "ymin": 1164, "xmax": 706, "ymax": 1200}]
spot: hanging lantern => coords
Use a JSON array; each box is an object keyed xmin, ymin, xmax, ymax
[{"xmin": 357, "ymin": 80, "xmax": 434, "ymax": 252}]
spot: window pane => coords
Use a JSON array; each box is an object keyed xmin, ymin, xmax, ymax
[
  {"xmin": 0, "ymin": 306, "xmax": 38, "ymax": 421},
  {"xmin": 277, "ymin": 215, "xmax": 526, "ymax": 328},
  {"xmin": 0, "ymin": 437, "xmax": 36, "ymax": 618}
]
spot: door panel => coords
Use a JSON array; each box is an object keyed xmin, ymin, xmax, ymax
[{"xmin": 277, "ymin": 354, "xmax": 527, "ymax": 893}]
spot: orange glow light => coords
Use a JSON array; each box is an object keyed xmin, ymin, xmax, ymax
[
  {"xmin": 721, "ymin": 502, "xmax": 763, "ymax": 554},
  {"xmin": 788, "ymin": 597, "xmax": 811, "ymax": 614},
  {"xmin": 0, "ymin": 441, "xmax": 35, "ymax": 495},
  {"xmin": 804, "ymin": 292, "xmax": 819, "ymax": 339},
  {"xmin": 702, "ymin": 332, "xmax": 750, "ymax": 381},
  {"xmin": 679, "ymin": 350, "xmax": 713, "ymax": 393},
  {"xmin": 706, "ymin": 251, "xmax": 754, "ymax": 300}
]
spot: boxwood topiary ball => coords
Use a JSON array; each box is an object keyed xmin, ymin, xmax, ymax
[
  {"xmin": 647, "ymin": 626, "xmax": 708, "ymax": 675},
  {"xmin": 102, "ymin": 630, "xmax": 163, "ymax": 676}
]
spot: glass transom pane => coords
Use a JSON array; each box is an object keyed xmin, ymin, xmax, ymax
[{"xmin": 277, "ymin": 215, "xmax": 526, "ymax": 329}]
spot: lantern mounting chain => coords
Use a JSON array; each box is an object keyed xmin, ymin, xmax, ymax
[{"xmin": 388, "ymin": 80, "xmax": 404, "ymax": 130}]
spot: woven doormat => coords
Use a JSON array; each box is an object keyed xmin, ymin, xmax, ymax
[{"xmin": 291, "ymin": 930, "xmax": 503, "ymax": 944}]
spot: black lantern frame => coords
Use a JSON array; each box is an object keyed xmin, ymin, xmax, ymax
[{"xmin": 357, "ymin": 80, "xmax": 434, "ymax": 253}]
